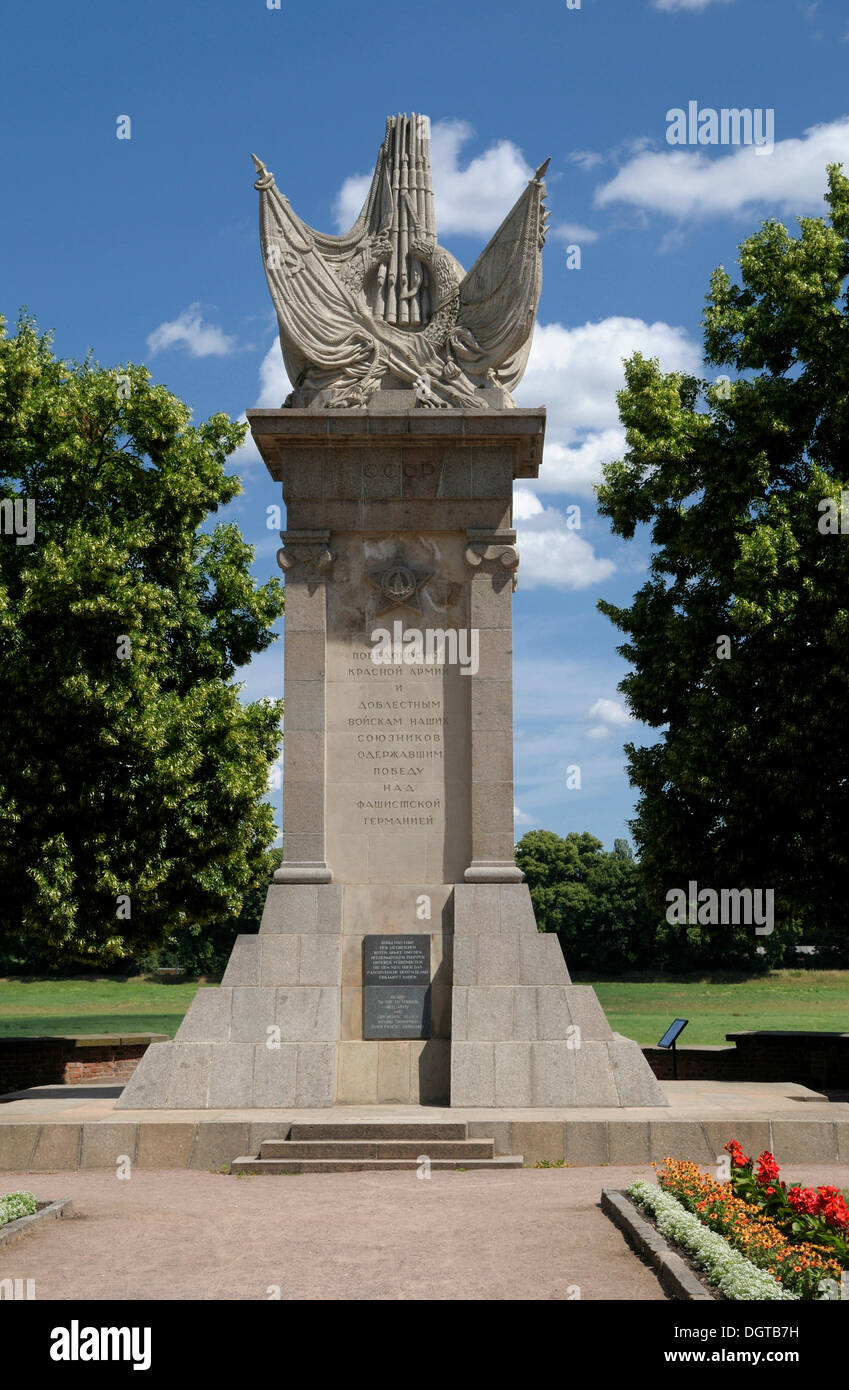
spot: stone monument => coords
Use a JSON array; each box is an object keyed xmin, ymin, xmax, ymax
[{"xmin": 117, "ymin": 114, "xmax": 667, "ymax": 1111}]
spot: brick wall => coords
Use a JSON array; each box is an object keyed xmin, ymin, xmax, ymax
[
  {"xmin": 642, "ymin": 1045, "xmax": 742, "ymax": 1081},
  {"xmin": 0, "ymin": 1035, "xmax": 169, "ymax": 1095},
  {"xmin": 644, "ymin": 1032, "xmax": 849, "ymax": 1090}
]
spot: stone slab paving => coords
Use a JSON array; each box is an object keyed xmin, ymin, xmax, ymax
[
  {"xmin": 2, "ymin": 1082, "xmax": 847, "ymax": 1169},
  {"xmin": 3, "ymin": 1078, "xmax": 844, "ymax": 1117}
]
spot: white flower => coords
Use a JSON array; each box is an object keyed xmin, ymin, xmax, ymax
[
  {"xmin": 627, "ymin": 1181, "xmax": 797, "ymax": 1301},
  {"xmin": 0, "ymin": 1190, "xmax": 38, "ymax": 1227}
]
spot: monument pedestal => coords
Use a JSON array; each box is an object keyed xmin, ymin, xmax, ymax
[
  {"xmin": 117, "ymin": 410, "xmax": 667, "ymax": 1111},
  {"xmin": 451, "ymin": 883, "xmax": 665, "ymax": 1106}
]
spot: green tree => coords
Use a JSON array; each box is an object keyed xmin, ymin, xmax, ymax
[
  {"xmin": 515, "ymin": 829, "xmax": 660, "ymax": 972},
  {"xmin": 144, "ymin": 848, "xmax": 284, "ymax": 977},
  {"xmin": 596, "ymin": 166, "xmax": 849, "ymax": 944},
  {"xmin": 0, "ymin": 315, "xmax": 285, "ymax": 964},
  {"xmin": 515, "ymin": 829, "xmax": 602, "ymax": 934}
]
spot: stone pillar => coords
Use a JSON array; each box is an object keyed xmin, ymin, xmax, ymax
[
  {"xmin": 464, "ymin": 528, "xmax": 522, "ymax": 884},
  {"xmin": 275, "ymin": 529, "xmax": 332, "ymax": 884},
  {"xmin": 248, "ymin": 408, "xmax": 547, "ymax": 1106}
]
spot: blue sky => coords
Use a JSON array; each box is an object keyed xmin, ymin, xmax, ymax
[{"xmin": 2, "ymin": 0, "xmax": 848, "ymax": 850}]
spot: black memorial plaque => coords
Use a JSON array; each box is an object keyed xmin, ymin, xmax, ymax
[
  {"xmin": 363, "ymin": 935, "xmax": 430, "ymax": 986},
  {"xmin": 363, "ymin": 935, "xmax": 431, "ymax": 1039}
]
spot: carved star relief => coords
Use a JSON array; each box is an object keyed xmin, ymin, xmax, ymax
[{"xmin": 366, "ymin": 553, "xmax": 434, "ymax": 617}]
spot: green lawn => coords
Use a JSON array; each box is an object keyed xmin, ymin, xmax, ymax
[
  {"xmin": 0, "ymin": 970, "xmax": 847, "ymax": 1044},
  {"xmin": 0, "ymin": 978, "xmax": 216, "ymax": 1037},
  {"xmin": 584, "ymin": 970, "xmax": 849, "ymax": 1045}
]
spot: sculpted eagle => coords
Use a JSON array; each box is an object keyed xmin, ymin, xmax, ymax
[{"xmin": 252, "ymin": 113, "xmax": 550, "ymax": 410}]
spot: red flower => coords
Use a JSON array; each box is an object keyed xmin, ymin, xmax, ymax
[
  {"xmin": 756, "ymin": 1151, "xmax": 781, "ymax": 1186},
  {"xmin": 788, "ymin": 1184, "xmax": 849, "ymax": 1228},
  {"xmin": 788, "ymin": 1186, "xmax": 821, "ymax": 1217},
  {"xmin": 817, "ymin": 1187, "xmax": 849, "ymax": 1230},
  {"xmin": 724, "ymin": 1139, "xmax": 751, "ymax": 1168}
]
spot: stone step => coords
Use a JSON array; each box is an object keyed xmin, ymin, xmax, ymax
[
  {"xmin": 229, "ymin": 1155, "xmax": 524, "ymax": 1174},
  {"xmin": 287, "ymin": 1122, "xmax": 468, "ymax": 1141},
  {"xmin": 258, "ymin": 1138, "xmax": 494, "ymax": 1160}
]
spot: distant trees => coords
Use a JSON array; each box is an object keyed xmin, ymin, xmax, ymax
[
  {"xmin": 515, "ymin": 830, "xmax": 803, "ymax": 973},
  {"xmin": 515, "ymin": 830, "xmax": 653, "ymax": 972}
]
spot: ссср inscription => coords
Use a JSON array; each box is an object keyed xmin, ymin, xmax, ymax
[{"xmin": 363, "ymin": 935, "xmax": 431, "ymax": 1039}]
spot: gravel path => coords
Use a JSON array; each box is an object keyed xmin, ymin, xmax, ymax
[
  {"xmin": 4, "ymin": 1162, "xmax": 844, "ymax": 1301},
  {"xmin": 0, "ymin": 1165, "xmax": 668, "ymax": 1301}
]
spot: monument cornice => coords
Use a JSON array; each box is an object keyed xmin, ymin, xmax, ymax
[{"xmin": 246, "ymin": 407, "xmax": 546, "ymax": 480}]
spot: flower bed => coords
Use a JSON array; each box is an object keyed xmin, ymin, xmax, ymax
[
  {"xmin": 628, "ymin": 1180, "xmax": 795, "ymax": 1300},
  {"xmin": 0, "ymin": 1191, "xmax": 38, "ymax": 1228},
  {"xmin": 723, "ymin": 1140, "xmax": 848, "ymax": 1264},
  {"xmin": 628, "ymin": 1140, "xmax": 846, "ymax": 1300}
]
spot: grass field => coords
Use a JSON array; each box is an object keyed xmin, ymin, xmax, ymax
[
  {"xmin": 0, "ymin": 970, "xmax": 847, "ymax": 1044},
  {"xmin": 586, "ymin": 971, "xmax": 849, "ymax": 1045},
  {"xmin": 0, "ymin": 978, "xmax": 216, "ymax": 1038}
]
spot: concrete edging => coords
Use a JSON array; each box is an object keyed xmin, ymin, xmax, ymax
[
  {"xmin": 0, "ymin": 1197, "xmax": 73, "ymax": 1248},
  {"xmin": 601, "ymin": 1187, "xmax": 716, "ymax": 1301}
]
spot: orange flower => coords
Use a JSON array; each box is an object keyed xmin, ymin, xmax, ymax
[{"xmin": 655, "ymin": 1155, "xmax": 842, "ymax": 1297}]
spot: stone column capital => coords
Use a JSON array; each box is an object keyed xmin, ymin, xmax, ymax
[
  {"xmin": 277, "ymin": 529, "xmax": 334, "ymax": 575},
  {"xmin": 465, "ymin": 528, "xmax": 519, "ymax": 590}
]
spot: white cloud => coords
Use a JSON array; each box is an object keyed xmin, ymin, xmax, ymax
[
  {"xmin": 147, "ymin": 303, "xmax": 236, "ymax": 358},
  {"xmin": 255, "ymin": 336, "xmax": 291, "ymax": 407},
  {"xmin": 537, "ymin": 432, "xmax": 628, "ymax": 497},
  {"xmin": 595, "ymin": 117, "xmax": 849, "ymax": 221},
  {"xmin": 333, "ymin": 119, "xmax": 535, "ymax": 238},
  {"xmin": 517, "ymin": 319, "xmax": 701, "ymax": 440},
  {"xmin": 568, "ymin": 150, "xmax": 606, "ymax": 172},
  {"xmin": 657, "ymin": 227, "xmax": 688, "ymax": 256},
  {"xmin": 586, "ymin": 697, "xmax": 633, "ymax": 742},
  {"xmin": 511, "ymin": 653, "xmax": 653, "ymax": 831},
  {"xmin": 514, "ymin": 804, "xmax": 534, "ymax": 825},
  {"xmin": 513, "ymin": 488, "xmax": 615, "ymax": 590},
  {"xmin": 589, "ymin": 697, "xmax": 632, "ymax": 726},
  {"xmin": 513, "ymin": 490, "xmax": 546, "ymax": 524},
  {"xmin": 652, "ymin": 0, "xmax": 732, "ymax": 10},
  {"xmin": 552, "ymin": 222, "xmax": 602, "ymax": 245},
  {"xmin": 229, "ymin": 336, "xmax": 293, "ymax": 471},
  {"xmin": 567, "ymin": 135, "xmax": 655, "ymax": 173},
  {"xmin": 514, "ymin": 318, "xmax": 701, "ymax": 496}
]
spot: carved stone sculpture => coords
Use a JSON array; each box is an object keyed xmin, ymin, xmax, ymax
[
  {"xmin": 252, "ymin": 113, "xmax": 550, "ymax": 410},
  {"xmin": 115, "ymin": 116, "xmax": 669, "ymax": 1116}
]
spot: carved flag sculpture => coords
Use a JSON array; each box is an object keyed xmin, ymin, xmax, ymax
[{"xmin": 252, "ymin": 113, "xmax": 550, "ymax": 409}]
